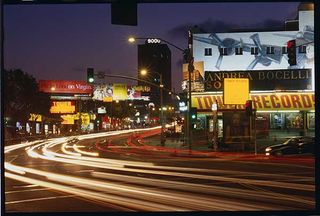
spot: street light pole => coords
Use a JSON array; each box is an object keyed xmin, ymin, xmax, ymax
[
  {"xmin": 159, "ymin": 73, "xmax": 165, "ymax": 146},
  {"xmin": 141, "ymin": 69, "xmax": 165, "ymax": 146}
]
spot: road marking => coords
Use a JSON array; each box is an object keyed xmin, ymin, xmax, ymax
[{"xmin": 6, "ymin": 195, "xmax": 77, "ymax": 205}]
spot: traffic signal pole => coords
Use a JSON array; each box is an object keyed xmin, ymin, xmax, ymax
[{"xmin": 187, "ymin": 30, "xmax": 194, "ymax": 154}]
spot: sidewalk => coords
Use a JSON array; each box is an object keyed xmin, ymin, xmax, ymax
[{"xmin": 138, "ymin": 131, "xmax": 314, "ymax": 166}]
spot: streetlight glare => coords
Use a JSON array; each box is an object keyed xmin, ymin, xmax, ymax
[
  {"xmin": 140, "ymin": 69, "xmax": 148, "ymax": 76},
  {"xmin": 128, "ymin": 37, "xmax": 136, "ymax": 43}
]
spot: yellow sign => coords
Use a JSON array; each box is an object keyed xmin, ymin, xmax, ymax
[
  {"xmin": 61, "ymin": 114, "xmax": 75, "ymax": 125},
  {"xmin": 103, "ymin": 97, "xmax": 113, "ymax": 102},
  {"xmin": 81, "ymin": 113, "xmax": 90, "ymax": 126},
  {"xmin": 29, "ymin": 113, "xmax": 42, "ymax": 122},
  {"xmin": 192, "ymin": 92, "xmax": 315, "ymax": 111},
  {"xmin": 50, "ymin": 101, "xmax": 75, "ymax": 114},
  {"xmin": 113, "ymin": 83, "xmax": 128, "ymax": 100},
  {"xmin": 223, "ymin": 78, "xmax": 249, "ymax": 105}
]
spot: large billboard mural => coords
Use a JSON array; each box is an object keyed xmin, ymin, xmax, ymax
[
  {"xmin": 92, "ymin": 84, "xmax": 150, "ymax": 101},
  {"xmin": 192, "ymin": 10, "xmax": 314, "ymax": 91}
]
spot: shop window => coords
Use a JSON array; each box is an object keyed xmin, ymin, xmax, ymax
[
  {"xmin": 307, "ymin": 113, "xmax": 315, "ymax": 129},
  {"xmin": 204, "ymin": 48, "xmax": 212, "ymax": 56},
  {"xmin": 235, "ymin": 47, "xmax": 243, "ymax": 55},
  {"xmin": 285, "ymin": 113, "xmax": 303, "ymax": 129},
  {"xmin": 270, "ymin": 113, "xmax": 285, "ymax": 129}
]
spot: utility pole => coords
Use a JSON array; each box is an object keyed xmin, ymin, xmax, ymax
[{"xmin": 187, "ymin": 29, "xmax": 194, "ymax": 153}]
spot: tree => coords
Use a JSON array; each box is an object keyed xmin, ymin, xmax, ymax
[{"xmin": 3, "ymin": 69, "xmax": 51, "ymax": 126}]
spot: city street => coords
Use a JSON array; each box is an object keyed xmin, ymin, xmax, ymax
[
  {"xmin": 4, "ymin": 127, "xmax": 315, "ymax": 212},
  {"xmin": 2, "ymin": 1, "xmax": 316, "ymax": 215}
]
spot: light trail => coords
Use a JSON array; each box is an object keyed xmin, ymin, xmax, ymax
[{"xmin": 4, "ymin": 127, "xmax": 315, "ymax": 211}]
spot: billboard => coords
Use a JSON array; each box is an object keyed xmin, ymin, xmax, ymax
[
  {"xmin": 113, "ymin": 83, "xmax": 128, "ymax": 100},
  {"xmin": 182, "ymin": 61, "xmax": 204, "ymax": 92},
  {"xmin": 39, "ymin": 80, "xmax": 93, "ymax": 94},
  {"xmin": 205, "ymin": 69, "xmax": 312, "ymax": 91},
  {"xmin": 192, "ymin": 92, "xmax": 315, "ymax": 111},
  {"xmin": 193, "ymin": 10, "xmax": 314, "ymax": 90},
  {"xmin": 50, "ymin": 101, "xmax": 76, "ymax": 114},
  {"xmin": 92, "ymin": 84, "xmax": 150, "ymax": 101}
]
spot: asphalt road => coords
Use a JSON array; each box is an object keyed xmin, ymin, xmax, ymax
[{"xmin": 4, "ymin": 127, "xmax": 315, "ymax": 213}]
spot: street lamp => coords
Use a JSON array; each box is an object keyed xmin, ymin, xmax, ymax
[{"xmin": 140, "ymin": 69, "xmax": 165, "ymax": 146}]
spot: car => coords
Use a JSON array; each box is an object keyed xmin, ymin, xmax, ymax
[{"xmin": 265, "ymin": 136, "xmax": 314, "ymax": 156}]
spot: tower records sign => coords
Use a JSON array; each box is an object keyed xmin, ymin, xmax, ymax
[{"xmin": 205, "ymin": 69, "xmax": 312, "ymax": 91}]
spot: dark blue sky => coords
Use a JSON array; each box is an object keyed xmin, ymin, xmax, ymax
[{"xmin": 4, "ymin": 2, "xmax": 300, "ymax": 91}]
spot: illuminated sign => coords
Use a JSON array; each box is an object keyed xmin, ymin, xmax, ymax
[
  {"xmin": 192, "ymin": 92, "xmax": 315, "ymax": 111},
  {"xmin": 39, "ymin": 80, "xmax": 93, "ymax": 94},
  {"xmin": 205, "ymin": 69, "xmax": 312, "ymax": 91},
  {"xmin": 93, "ymin": 84, "xmax": 150, "ymax": 101},
  {"xmin": 97, "ymin": 107, "xmax": 106, "ymax": 114},
  {"xmin": 147, "ymin": 38, "xmax": 161, "ymax": 44},
  {"xmin": 50, "ymin": 101, "xmax": 76, "ymax": 114},
  {"xmin": 223, "ymin": 78, "xmax": 249, "ymax": 105},
  {"xmin": 29, "ymin": 113, "xmax": 42, "ymax": 122},
  {"xmin": 61, "ymin": 114, "xmax": 75, "ymax": 125}
]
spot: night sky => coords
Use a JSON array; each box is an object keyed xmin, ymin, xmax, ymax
[{"xmin": 4, "ymin": 2, "xmax": 300, "ymax": 91}]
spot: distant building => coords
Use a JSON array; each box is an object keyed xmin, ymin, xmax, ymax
[{"xmin": 138, "ymin": 41, "xmax": 172, "ymax": 106}]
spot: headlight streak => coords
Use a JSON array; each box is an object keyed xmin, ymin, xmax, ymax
[
  {"xmin": 4, "ymin": 126, "xmax": 315, "ymax": 211},
  {"xmin": 5, "ymin": 163, "xmax": 26, "ymax": 175},
  {"xmin": 5, "ymin": 163, "xmax": 279, "ymax": 211},
  {"xmin": 61, "ymin": 143, "xmax": 81, "ymax": 156},
  {"xmin": 11, "ymin": 132, "xmax": 315, "ymax": 193},
  {"xmin": 91, "ymin": 171, "xmax": 314, "ymax": 206},
  {"xmin": 73, "ymin": 144, "xmax": 99, "ymax": 157},
  {"xmin": 5, "ymin": 172, "xmax": 182, "ymax": 211},
  {"xmin": 23, "ymin": 140, "xmax": 315, "ymax": 193}
]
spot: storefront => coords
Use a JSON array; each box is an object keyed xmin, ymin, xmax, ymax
[{"xmin": 192, "ymin": 91, "xmax": 315, "ymax": 150}]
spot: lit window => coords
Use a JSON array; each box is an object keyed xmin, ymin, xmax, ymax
[
  {"xmin": 204, "ymin": 48, "xmax": 212, "ymax": 56},
  {"xmin": 251, "ymin": 47, "xmax": 258, "ymax": 55},
  {"xmin": 299, "ymin": 45, "xmax": 307, "ymax": 53},
  {"xmin": 267, "ymin": 46, "xmax": 275, "ymax": 54},
  {"xmin": 235, "ymin": 47, "xmax": 243, "ymax": 55},
  {"xmin": 219, "ymin": 47, "xmax": 228, "ymax": 55}
]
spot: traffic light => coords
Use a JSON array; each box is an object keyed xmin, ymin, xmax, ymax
[
  {"xmin": 87, "ymin": 68, "xmax": 94, "ymax": 83},
  {"xmin": 287, "ymin": 40, "xmax": 297, "ymax": 66},
  {"xmin": 190, "ymin": 107, "xmax": 197, "ymax": 122},
  {"xmin": 245, "ymin": 100, "xmax": 253, "ymax": 116}
]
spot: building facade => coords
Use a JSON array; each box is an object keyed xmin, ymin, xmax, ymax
[
  {"xmin": 138, "ymin": 41, "xmax": 172, "ymax": 106},
  {"xmin": 190, "ymin": 4, "xmax": 314, "ymax": 150}
]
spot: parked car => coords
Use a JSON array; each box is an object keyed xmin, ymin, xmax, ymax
[{"xmin": 265, "ymin": 136, "xmax": 314, "ymax": 156}]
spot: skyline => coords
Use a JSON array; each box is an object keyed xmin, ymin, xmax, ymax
[{"xmin": 4, "ymin": 2, "xmax": 301, "ymax": 91}]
